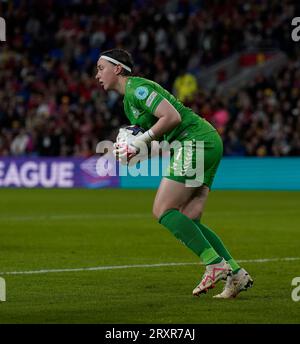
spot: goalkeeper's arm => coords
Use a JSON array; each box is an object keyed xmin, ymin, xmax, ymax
[{"xmin": 131, "ymin": 99, "xmax": 182, "ymax": 150}]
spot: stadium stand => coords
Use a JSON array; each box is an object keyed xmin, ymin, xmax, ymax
[{"xmin": 0, "ymin": 0, "xmax": 299, "ymax": 157}]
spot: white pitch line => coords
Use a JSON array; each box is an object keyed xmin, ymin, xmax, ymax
[
  {"xmin": 0, "ymin": 209, "xmax": 299, "ymax": 222},
  {"xmin": 0, "ymin": 213, "xmax": 152, "ymax": 222},
  {"xmin": 0, "ymin": 257, "xmax": 299, "ymax": 276}
]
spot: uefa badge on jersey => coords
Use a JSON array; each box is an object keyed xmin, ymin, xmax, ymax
[{"xmin": 134, "ymin": 86, "xmax": 149, "ymax": 100}]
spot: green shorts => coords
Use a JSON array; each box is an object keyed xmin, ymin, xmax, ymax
[{"xmin": 165, "ymin": 129, "xmax": 223, "ymax": 189}]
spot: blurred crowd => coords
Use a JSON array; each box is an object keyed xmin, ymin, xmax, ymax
[
  {"xmin": 0, "ymin": 0, "xmax": 299, "ymax": 157},
  {"xmin": 188, "ymin": 57, "xmax": 300, "ymax": 156}
]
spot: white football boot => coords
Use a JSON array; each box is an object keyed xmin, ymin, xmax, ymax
[
  {"xmin": 193, "ymin": 259, "xmax": 232, "ymax": 296},
  {"xmin": 213, "ymin": 268, "xmax": 253, "ymax": 299}
]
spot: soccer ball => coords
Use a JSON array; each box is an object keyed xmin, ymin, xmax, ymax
[
  {"xmin": 114, "ymin": 125, "xmax": 147, "ymax": 163},
  {"xmin": 116, "ymin": 125, "xmax": 145, "ymax": 147},
  {"xmin": 96, "ymin": 125, "xmax": 146, "ymax": 164}
]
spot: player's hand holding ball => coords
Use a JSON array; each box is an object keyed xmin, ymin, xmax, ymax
[{"xmin": 113, "ymin": 125, "xmax": 154, "ymax": 165}]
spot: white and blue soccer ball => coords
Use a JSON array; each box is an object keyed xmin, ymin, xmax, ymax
[{"xmin": 116, "ymin": 125, "xmax": 145, "ymax": 147}]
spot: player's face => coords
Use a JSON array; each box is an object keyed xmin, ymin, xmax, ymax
[{"xmin": 95, "ymin": 58, "xmax": 118, "ymax": 91}]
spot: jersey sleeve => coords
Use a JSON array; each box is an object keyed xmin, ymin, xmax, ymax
[{"xmin": 130, "ymin": 84, "xmax": 165, "ymax": 114}]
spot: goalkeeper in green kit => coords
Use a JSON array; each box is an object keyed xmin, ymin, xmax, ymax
[{"xmin": 95, "ymin": 48, "xmax": 253, "ymax": 298}]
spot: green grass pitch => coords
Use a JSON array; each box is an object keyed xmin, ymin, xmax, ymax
[{"xmin": 0, "ymin": 188, "xmax": 299, "ymax": 324}]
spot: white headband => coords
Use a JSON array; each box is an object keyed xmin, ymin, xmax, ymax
[{"xmin": 100, "ymin": 55, "xmax": 132, "ymax": 72}]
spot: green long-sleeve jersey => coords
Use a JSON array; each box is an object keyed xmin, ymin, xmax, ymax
[{"xmin": 123, "ymin": 76, "xmax": 216, "ymax": 142}]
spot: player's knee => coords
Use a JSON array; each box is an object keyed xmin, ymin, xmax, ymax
[
  {"xmin": 152, "ymin": 205, "xmax": 177, "ymax": 220},
  {"xmin": 152, "ymin": 205, "xmax": 163, "ymax": 219},
  {"xmin": 181, "ymin": 207, "xmax": 203, "ymax": 220}
]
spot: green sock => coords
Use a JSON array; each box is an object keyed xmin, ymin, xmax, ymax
[
  {"xmin": 193, "ymin": 219, "xmax": 241, "ymax": 274},
  {"xmin": 158, "ymin": 209, "xmax": 222, "ymax": 265}
]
